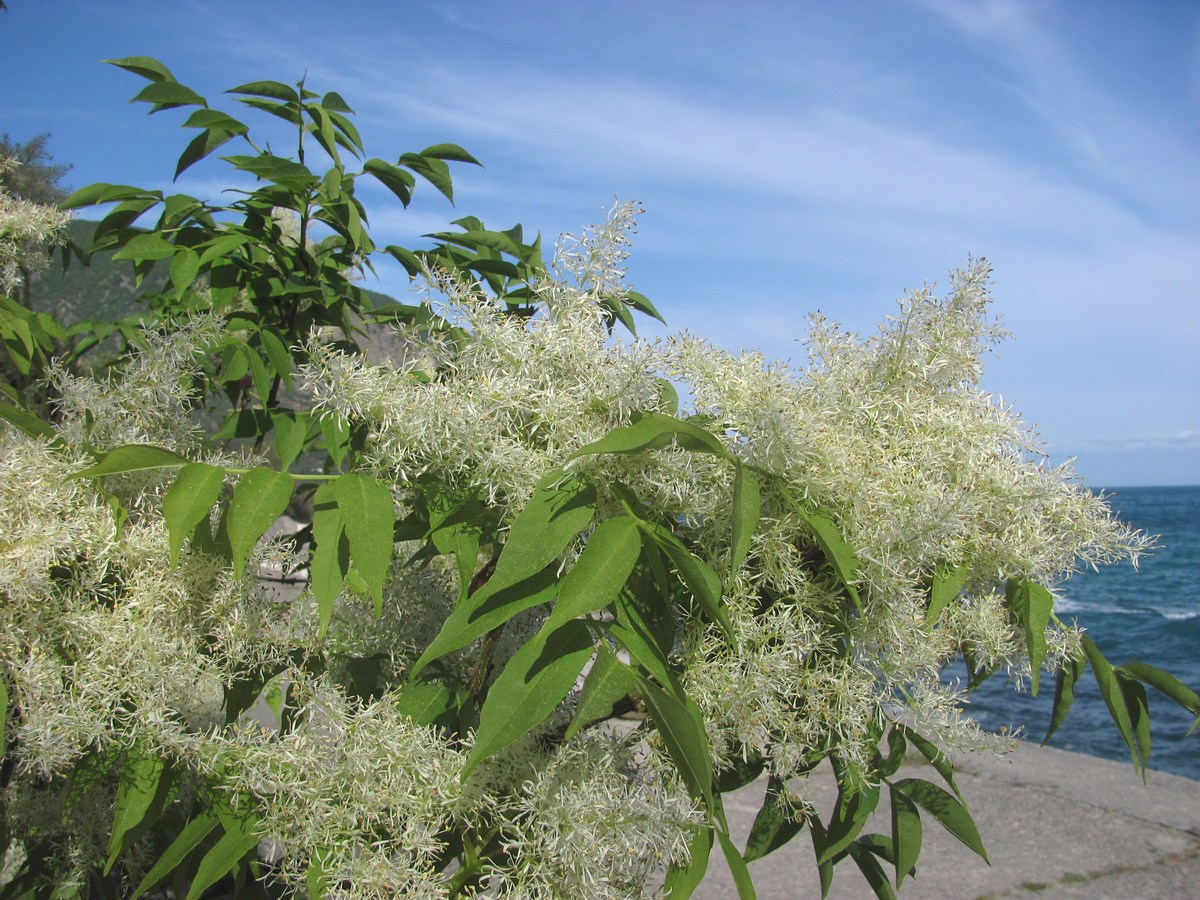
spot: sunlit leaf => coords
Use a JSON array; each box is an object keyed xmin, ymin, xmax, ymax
[
  {"xmin": 569, "ymin": 411, "xmax": 730, "ymax": 461},
  {"xmin": 334, "ymin": 474, "xmax": 395, "ymax": 617},
  {"xmin": 637, "ymin": 675, "xmax": 713, "ymax": 807},
  {"xmin": 225, "ymin": 467, "xmax": 293, "ymax": 578},
  {"xmin": 546, "ymin": 515, "xmax": 640, "ymax": 630},
  {"xmin": 730, "ymin": 465, "xmax": 760, "ymax": 575},
  {"xmin": 163, "ymin": 463, "xmax": 225, "ymax": 567},
  {"xmin": 893, "ymin": 778, "xmax": 987, "ymax": 863},
  {"xmin": 565, "ymin": 642, "xmax": 637, "ymax": 740},
  {"xmin": 463, "ymin": 620, "xmax": 593, "ymax": 778},
  {"xmin": 70, "ymin": 444, "xmax": 189, "ymax": 479},
  {"xmin": 1006, "ymin": 578, "xmax": 1054, "ymax": 696}
]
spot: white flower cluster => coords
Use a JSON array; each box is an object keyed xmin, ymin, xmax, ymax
[{"xmin": 0, "ymin": 157, "xmax": 71, "ymax": 294}]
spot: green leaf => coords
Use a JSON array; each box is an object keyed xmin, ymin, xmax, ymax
[
  {"xmin": 1116, "ymin": 668, "xmax": 1152, "ymax": 773},
  {"xmin": 1120, "ymin": 661, "xmax": 1200, "ymax": 721},
  {"xmin": 894, "ymin": 778, "xmax": 987, "ymax": 863},
  {"xmin": 70, "ymin": 444, "xmax": 189, "ymax": 479},
  {"xmin": 1006, "ymin": 579, "xmax": 1054, "ymax": 696},
  {"xmin": 163, "ymin": 463, "xmax": 225, "ymax": 568},
  {"xmin": 226, "ymin": 80, "xmax": 298, "ymax": 102},
  {"xmin": 791, "ymin": 500, "xmax": 861, "ymax": 613},
  {"xmin": 399, "ymin": 152, "xmax": 454, "ymax": 202},
  {"xmin": 112, "ymin": 233, "xmax": 176, "ymax": 262},
  {"xmin": 363, "ymin": 159, "xmax": 415, "ymax": 206},
  {"xmin": 0, "ymin": 400, "xmax": 59, "ymax": 444},
  {"xmin": 174, "ymin": 127, "xmax": 240, "ymax": 179},
  {"xmin": 744, "ymin": 776, "xmax": 806, "ymax": 862},
  {"xmin": 225, "ymin": 467, "xmax": 294, "ymax": 578},
  {"xmin": 564, "ymin": 642, "xmax": 637, "ymax": 740},
  {"xmin": 546, "ymin": 515, "xmax": 641, "ymax": 630},
  {"xmin": 847, "ymin": 840, "xmax": 898, "ymax": 900},
  {"xmin": 129, "ymin": 81, "xmax": 206, "ymax": 110},
  {"xmin": 395, "ymin": 681, "xmax": 457, "ymax": 729},
  {"xmin": 637, "ymin": 675, "xmax": 713, "ymax": 808},
  {"xmin": 129, "ymin": 810, "xmax": 219, "ymax": 899},
  {"xmin": 1043, "ymin": 649, "xmax": 1086, "ymax": 744},
  {"xmin": 334, "ymin": 474, "xmax": 395, "ymax": 617},
  {"xmin": 310, "ymin": 482, "xmax": 349, "ymax": 636},
  {"xmin": 259, "ymin": 328, "xmax": 294, "ymax": 387},
  {"xmin": 1081, "ymin": 635, "xmax": 1142, "ymax": 769},
  {"xmin": 730, "ymin": 465, "xmax": 760, "ymax": 575},
  {"xmin": 716, "ymin": 827, "xmax": 758, "ymax": 899},
  {"xmin": 664, "ymin": 826, "xmax": 712, "ymax": 899},
  {"xmin": 169, "ymin": 248, "xmax": 201, "ymax": 298},
  {"xmin": 106, "ymin": 747, "xmax": 168, "ymax": 873},
  {"xmin": 414, "ymin": 472, "xmax": 595, "ymax": 672},
  {"xmin": 419, "ymin": 143, "xmax": 482, "ymax": 165},
  {"xmin": 927, "ymin": 559, "xmax": 970, "ymax": 625},
  {"xmin": 568, "ymin": 411, "xmax": 731, "ymax": 462},
  {"xmin": 640, "ymin": 521, "xmax": 733, "ymax": 643},
  {"xmin": 271, "ymin": 412, "xmax": 307, "ymax": 472},
  {"xmin": 889, "ymin": 785, "xmax": 922, "ymax": 888},
  {"xmin": 816, "ymin": 780, "xmax": 879, "ymax": 865},
  {"xmin": 893, "ymin": 724, "xmax": 961, "ymax": 797},
  {"xmin": 463, "ymin": 620, "xmax": 593, "ymax": 778},
  {"xmin": 104, "ymin": 56, "xmax": 177, "ymax": 82},
  {"xmin": 183, "ymin": 818, "xmax": 260, "ymax": 900}
]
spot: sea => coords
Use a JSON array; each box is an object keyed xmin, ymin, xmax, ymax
[{"xmin": 950, "ymin": 485, "xmax": 1200, "ymax": 780}]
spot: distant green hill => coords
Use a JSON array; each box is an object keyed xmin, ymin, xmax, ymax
[{"xmin": 27, "ymin": 219, "xmax": 168, "ymax": 325}]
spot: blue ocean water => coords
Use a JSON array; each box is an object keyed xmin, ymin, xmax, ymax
[{"xmin": 951, "ymin": 485, "xmax": 1200, "ymax": 780}]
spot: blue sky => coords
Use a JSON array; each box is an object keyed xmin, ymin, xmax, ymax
[{"xmin": 3, "ymin": 0, "xmax": 1197, "ymax": 486}]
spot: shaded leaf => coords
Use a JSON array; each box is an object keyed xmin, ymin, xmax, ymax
[
  {"xmin": 1043, "ymin": 649, "xmax": 1086, "ymax": 744},
  {"xmin": 104, "ymin": 56, "xmax": 177, "ymax": 83},
  {"xmin": 664, "ymin": 826, "xmax": 712, "ymax": 899},
  {"xmin": 637, "ymin": 675, "xmax": 713, "ymax": 807},
  {"xmin": 129, "ymin": 810, "xmax": 219, "ymax": 899},
  {"xmin": 1082, "ymin": 635, "xmax": 1141, "ymax": 770},
  {"xmin": 894, "ymin": 778, "xmax": 987, "ymax": 863},
  {"xmin": 183, "ymin": 818, "xmax": 260, "ymax": 900},
  {"xmin": 792, "ymin": 500, "xmax": 862, "ymax": 612},
  {"xmin": 311, "ymin": 482, "xmax": 349, "ymax": 637},
  {"xmin": 106, "ymin": 747, "xmax": 168, "ymax": 873},
  {"xmin": 717, "ymin": 827, "xmax": 758, "ymax": 899},
  {"xmin": 565, "ymin": 642, "xmax": 637, "ymax": 740},
  {"xmin": 744, "ymin": 776, "xmax": 806, "ymax": 862}
]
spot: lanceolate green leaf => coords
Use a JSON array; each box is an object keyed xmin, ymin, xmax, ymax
[
  {"xmin": 889, "ymin": 785, "xmax": 922, "ymax": 888},
  {"xmin": 568, "ymin": 411, "xmax": 731, "ymax": 462},
  {"xmin": 1006, "ymin": 579, "xmax": 1054, "ymax": 696},
  {"xmin": 730, "ymin": 465, "xmax": 760, "ymax": 575},
  {"xmin": 893, "ymin": 778, "xmax": 987, "ymax": 863},
  {"xmin": 1116, "ymin": 670, "xmax": 1152, "ymax": 774},
  {"xmin": 129, "ymin": 810, "xmax": 219, "ymax": 899},
  {"xmin": 1082, "ymin": 635, "xmax": 1141, "ymax": 770},
  {"xmin": 791, "ymin": 500, "xmax": 862, "ymax": 613},
  {"xmin": 333, "ymin": 474, "xmax": 395, "ymax": 617},
  {"xmin": 664, "ymin": 826, "xmax": 712, "ymax": 899},
  {"xmin": 106, "ymin": 747, "xmax": 170, "ymax": 874},
  {"xmin": 225, "ymin": 467, "xmax": 294, "ymax": 578},
  {"xmin": 311, "ymin": 482, "xmax": 349, "ymax": 637},
  {"xmin": 927, "ymin": 559, "xmax": 970, "ymax": 625},
  {"xmin": 744, "ymin": 776, "xmax": 806, "ymax": 862},
  {"xmin": 636, "ymin": 675, "xmax": 713, "ymax": 808},
  {"xmin": 1119, "ymin": 661, "xmax": 1200, "ymax": 726},
  {"xmin": 70, "ymin": 444, "xmax": 189, "ymax": 479},
  {"xmin": 183, "ymin": 818, "xmax": 261, "ymax": 900},
  {"xmin": 463, "ymin": 620, "xmax": 593, "ymax": 779},
  {"xmin": 1043, "ymin": 649, "xmax": 1086, "ymax": 744},
  {"xmin": 640, "ymin": 521, "xmax": 734, "ymax": 643},
  {"xmin": 545, "ymin": 515, "xmax": 641, "ymax": 630},
  {"xmin": 716, "ymin": 826, "xmax": 758, "ymax": 899},
  {"xmin": 162, "ymin": 462, "xmax": 225, "ymax": 567},
  {"xmin": 564, "ymin": 642, "xmax": 637, "ymax": 740}
]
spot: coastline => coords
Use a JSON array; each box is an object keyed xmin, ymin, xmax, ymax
[{"xmin": 706, "ymin": 741, "xmax": 1200, "ymax": 898}]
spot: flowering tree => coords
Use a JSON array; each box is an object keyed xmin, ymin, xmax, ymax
[{"xmin": 1, "ymin": 58, "xmax": 1197, "ymax": 899}]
